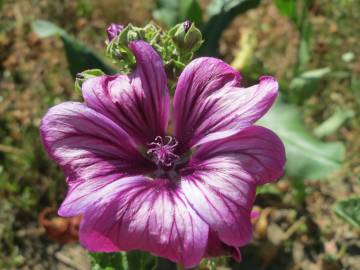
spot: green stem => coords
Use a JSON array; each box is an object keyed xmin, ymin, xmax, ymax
[{"xmin": 294, "ymin": 0, "xmax": 312, "ymax": 75}]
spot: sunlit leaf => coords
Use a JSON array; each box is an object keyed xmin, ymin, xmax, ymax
[
  {"xmin": 200, "ymin": 0, "xmax": 261, "ymax": 56},
  {"xmin": 230, "ymin": 29, "xmax": 257, "ymax": 71},
  {"xmin": 333, "ymin": 197, "xmax": 360, "ymax": 228},
  {"xmin": 314, "ymin": 108, "xmax": 354, "ymax": 138},
  {"xmin": 259, "ymin": 99, "xmax": 345, "ymax": 181},
  {"xmin": 342, "ymin": 51, "xmax": 355, "ymax": 63},
  {"xmin": 32, "ymin": 20, "xmax": 115, "ymax": 78},
  {"xmin": 297, "ymin": 21, "xmax": 312, "ymax": 73},
  {"xmin": 289, "ymin": 67, "xmax": 331, "ymax": 104},
  {"xmin": 31, "ymin": 20, "xmax": 65, "ymax": 37}
]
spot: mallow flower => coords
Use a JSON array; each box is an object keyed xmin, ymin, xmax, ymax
[{"xmin": 40, "ymin": 40, "xmax": 285, "ymax": 268}]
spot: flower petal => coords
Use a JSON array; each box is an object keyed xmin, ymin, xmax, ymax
[
  {"xmin": 173, "ymin": 57, "xmax": 278, "ymax": 149},
  {"xmin": 181, "ymin": 160, "xmax": 255, "ymax": 248},
  {"xmin": 82, "ymin": 40, "xmax": 170, "ymax": 145},
  {"xmin": 79, "ymin": 177, "xmax": 208, "ymax": 268},
  {"xmin": 59, "ymin": 176, "xmax": 116, "ymax": 217},
  {"xmin": 181, "ymin": 125, "xmax": 285, "ymax": 247},
  {"xmin": 40, "ymin": 102, "xmax": 152, "ymax": 216},
  {"xmin": 193, "ymin": 125, "xmax": 286, "ymax": 184},
  {"xmin": 206, "ymin": 230, "xmax": 242, "ymax": 261}
]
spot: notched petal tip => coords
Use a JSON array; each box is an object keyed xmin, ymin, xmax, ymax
[
  {"xmin": 259, "ymin": 75, "xmax": 276, "ymax": 82},
  {"xmin": 173, "ymin": 57, "xmax": 242, "ymax": 150},
  {"xmin": 187, "ymin": 57, "xmax": 242, "ymax": 85},
  {"xmin": 259, "ymin": 75, "xmax": 279, "ymax": 95}
]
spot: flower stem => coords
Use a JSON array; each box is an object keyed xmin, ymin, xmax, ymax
[{"xmin": 176, "ymin": 263, "xmax": 186, "ymax": 270}]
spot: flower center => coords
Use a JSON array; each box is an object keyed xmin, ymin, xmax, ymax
[{"xmin": 147, "ymin": 136, "xmax": 180, "ymax": 168}]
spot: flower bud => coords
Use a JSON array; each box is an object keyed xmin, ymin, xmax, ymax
[
  {"xmin": 169, "ymin": 21, "xmax": 203, "ymax": 52},
  {"xmin": 183, "ymin": 20, "xmax": 192, "ymax": 32},
  {"xmin": 106, "ymin": 23, "xmax": 124, "ymax": 42},
  {"xmin": 117, "ymin": 24, "xmax": 144, "ymax": 45}
]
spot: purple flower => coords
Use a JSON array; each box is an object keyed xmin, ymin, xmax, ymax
[
  {"xmin": 40, "ymin": 41, "xmax": 285, "ymax": 268},
  {"xmin": 106, "ymin": 23, "xmax": 124, "ymax": 41}
]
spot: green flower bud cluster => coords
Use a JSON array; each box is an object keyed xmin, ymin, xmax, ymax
[
  {"xmin": 106, "ymin": 24, "xmax": 150, "ymax": 73},
  {"xmin": 105, "ymin": 21, "xmax": 203, "ymax": 84}
]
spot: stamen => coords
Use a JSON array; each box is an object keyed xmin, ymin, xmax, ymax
[{"xmin": 147, "ymin": 136, "xmax": 180, "ymax": 167}]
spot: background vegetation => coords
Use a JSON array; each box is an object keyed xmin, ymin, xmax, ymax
[{"xmin": 0, "ymin": 0, "xmax": 359, "ymax": 269}]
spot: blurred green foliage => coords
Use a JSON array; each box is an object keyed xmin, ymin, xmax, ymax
[
  {"xmin": 32, "ymin": 20, "xmax": 115, "ymax": 78},
  {"xmin": 333, "ymin": 197, "xmax": 360, "ymax": 228},
  {"xmin": 154, "ymin": 0, "xmax": 262, "ymax": 56},
  {"xmin": 90, "ymin": 251, "xmax": 158, "ymax": 270},
  {"xmin": 153, "ymin": 0, "xmax": 203, "ymax": 28},
  {"xmin": 288, "ymin": 67, "xmax": 331, "ymax": 104},
  {"xmin": 200, "ymin": 0, "xmax": 262, "ymax": 56}
]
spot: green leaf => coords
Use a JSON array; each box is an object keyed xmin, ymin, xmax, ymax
[
  {"xmin": 32, "ymin": 20, "xmax": 115, "ymax": 79},
  {"xmin": 75, "ymin": 69, "xmax": 105, "ymax": 93},
  {"xmin": 179, "ymin": 0, "xmax": 203, "ymax": 27},
  {"xmin": 153, "ymin": 5, "xmax": 179, "ymax": 27},
  {"xmin": 274, "ymin": 0, "xmax": 297, "ymax": 23},
  {"xmin": 230, "ymin": 29, "xmax": 257, "ymax": 72},
  {"xmin": 153, "ymin": 0, "xmax": 203, "ymax": 27},
  {"xmin": 153, "ymin": 0, "xmax": 260, "ymax": 56},
  {"xmin": 274, "ymin": 0, "xmax": 311, "ymax": 74},
  {"xmin": 333, "ymin": 197, "xmax": 360, "ymax": 228},
  {"xmin": 256, "ymin": 184, "xmax": 279, "ymax": 195},
  {"xmin": 89, "ymin": 251, "xmax": 157, "ymax": 270},
  {"xmin": 259, "ymin": 99, "xmax": 345, "ymax": 181},
  {"xmin": 199, "ymin": 0, "xmax": 261, "ymax": 56},
  {"xmin": 89, "ymin": 252, "xmax": 127, "ymax": 270},
  {"xmin": 342, "ymin": 51, "xmax": 355, "ymax": 63},
  {"xmin": 127, "ymin": 251, "xmax": 158, "ymax": 270},
  {"xmin": 31, "ymin": 20, "xmax": 65, "ymax": 37},
  {"xmin": 288, "ymin": 67, "xmax": 331, "ymax": 104},
  {"xmin": 314, "ymin": 108, "xmax": 354, "ymax": 138},
  {"xmin": 297, "ymin": 21, "xmax": 312, "ymax": 73}
]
